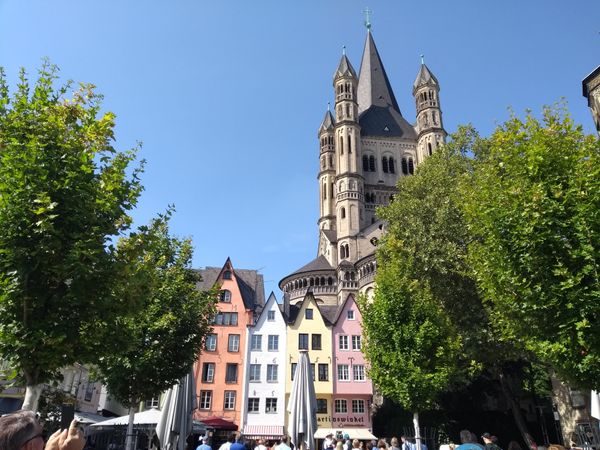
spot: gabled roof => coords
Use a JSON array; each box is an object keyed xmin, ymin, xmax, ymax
[
  {"xmin": 332, "ymin": 293, "xmax": 357, "ymax": 325},
  {"xmin": 413, "ymin": 63, "xmax": 439, "ymax": 92},
  {"xmin": 288, "ymin": 255, "xmax": 334, "ymax": 277},
  {"xmin": 334, "ymin": 54, "xmax": 357, "ymax": 81},
  {"xmin": 322, "ymin": 229, "xmax": 337, "ymax": 243},
  {"xmin": 357, "ymin": 30, "xmax": 400, "ymax": 115},
  {"xmin": 286, "ymin": 291, "xmax": 335, "ymax": 326},
  {"xmin": 254, "ymin": 291, "xmax": 281, "ymax": 324},
  {"xmin": 319, "ymin": 110, "xmax": 335, "ymax": 134},
  {"xmin": 359, "ymin": 105, "xmax": 417, "ymax": 139},
  {"xmin": 195, "ymin": 258, "xmax": 265, "ymax": 311}
]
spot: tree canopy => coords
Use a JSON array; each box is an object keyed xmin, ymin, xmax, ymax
[
  {"xmin": 0, "ymin": 63, "xmax": 143, "ymax": 408},
  {"xmin": 96, "ymin": 212, "xmax": 216, "ymax": 407},
  {"xmin": 463, "ymin": 106, "xmax": 600, "ymax": 390}
]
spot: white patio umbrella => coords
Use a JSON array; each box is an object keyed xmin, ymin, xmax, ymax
[
  {"xmin": 287, "ymin": 350, "xmax": 317, "ymax": 450},
  {"xmin": 591, "ymin": 390, "xmax": 600, "ymax": 420},
  {"xmin": 156, "ymin": 368, "xmax": 197, "ymax": 450}
]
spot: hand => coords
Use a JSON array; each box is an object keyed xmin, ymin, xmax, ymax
[{"xmin": 45, "ymin": 420, "xmax": 85, "ymax": 450}]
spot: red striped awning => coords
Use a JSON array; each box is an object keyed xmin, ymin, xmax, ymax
[{"xmin": 242, "ymin": 425, "xmax": 284, "ymax": 437}]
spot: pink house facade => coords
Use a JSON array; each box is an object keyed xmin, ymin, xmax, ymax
[{"xmin": 332, "ymin": 295, "xmax": 373, "ymax": 432}]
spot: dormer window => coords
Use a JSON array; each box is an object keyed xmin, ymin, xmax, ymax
[{"xmin": 223, "ymin": 270, "xmax": 232, "ymax": 280}]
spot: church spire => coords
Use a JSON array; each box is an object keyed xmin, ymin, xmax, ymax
[{"xmin": 357, "ymin": 30, "xmax": 400, "ymax": 114}]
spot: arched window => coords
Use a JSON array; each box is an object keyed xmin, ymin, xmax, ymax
[
  {"xmin": 389, "ymin": 157, "xmax": 395, "ymax": 174},
  {"xmin": 401, "ymin": 158, "xmax": 409, "ymax": 175},
  {"xmin": 347, "ymin": 135, "xmax": 352, "ymax": 154},
  {"xmin": 428, "ymin": 143, "xmax": 433, "ymax": 156},
  {"xmin": 322, "ymin": 183, "xmax": 327, "ymax": 200},
  {"xmin": 328, "ymin": 277, "xmax": 333, "ymax": 286},
  {"xmin": 344, "ymin": 244, "xmax": 349, "ymax": 258},
  {"xmin": 329, "ymin": 155, "xmax": 333, "ymax": 167},
  {"xmin": 369, "ymin": 155, "xmax": 375, "ymax": 172},
  {"xmin": 220, "ymin": 290, "xmax": 231, "ymax": 303},
  {"xmin": 382, "ymin": 156, "xmax": 389, "ymax": 173},
  {"xmin": 350, "ymin": 272, "xmax": 355, "ymax": 281},
  {"xmin": 408, "ymin": 158, "xmax": 415, "ymax": 175},
  {"xmin": 340, "ymin": 246, "xmax": 345, "ymax": 260},
  {"xmin": 362, "ymin": 155, "xmax": 369, "ymax": 171},
  {"xmin": 310, "ymin": 278, "xmax": 314, "ymax": 286},
  {"xmin": 344, "ymin": 272, "xmax": 350, "ymax": 281},
  {"xmin": 320, "ymin": 277, "xmax": 325, "ymax": 285},
  {"xmin": 341, "ymin": 207, "xmax": 346, "ymax": 219},
  {"xmin": 339, "ymin": 136, "xmax": 344, "ymax": 154}
]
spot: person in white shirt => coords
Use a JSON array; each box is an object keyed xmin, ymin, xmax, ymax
[{"xmin": 255, "ymin": 439, "xmax": 267, "ymax": 450}]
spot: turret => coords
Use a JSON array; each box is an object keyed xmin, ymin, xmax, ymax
[
  {"xmin": 413, "ymin": 57, "xmax": 446, "ymax": 164},
  {"xmin": 333, "ymin": 51, "xmax": 363, "ymax": 242},
  {"xmin": 318, "ymin": 108, "xmax": 336, "ymax": 230}
]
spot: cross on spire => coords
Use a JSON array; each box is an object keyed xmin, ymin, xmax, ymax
[
  {"xmin": 420, "ymin": 54, "xmax": 425, "ymax": 65},
  {"xmin": 363, "ymin": 7, "xmax": 372, "ymax": 30}
]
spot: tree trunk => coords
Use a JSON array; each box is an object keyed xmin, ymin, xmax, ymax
[
  {"xmin": 413, "ymin": 411, "xmax": 422, "ymax": 450},
  {"xmin": 125, "ymin": 404, "xmax": 136, "ymax": 450},
  {"xmin": 499, "ymin": 372, "xmax": 532, "ymax": 449},
  {"xmin": 22, "ymin": 384, "xmax": 43, "ymax": 411}
]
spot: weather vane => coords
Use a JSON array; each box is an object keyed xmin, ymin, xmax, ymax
[
  {"xmin": 420, "ymin": 54, "xmax": 425, "ymax": 65},
  {"xmin": 363, "ymin": 7, "xmax": 372, "ymax": 30},
  {"xmin": 342, "ymin": 45, "xmax": 346, "ymax": 55}
]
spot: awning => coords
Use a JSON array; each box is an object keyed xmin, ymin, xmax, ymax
[
  {"xmin": 201, "ymin": 416, "xmax": 238, "ymax": 430},
  {"xmin": 314, "ymin": 428, "xmax": 376, "ymax": 440},
  {"xmin": 242, "ymin": 425, "xmax": 284, "ymax": 438}
]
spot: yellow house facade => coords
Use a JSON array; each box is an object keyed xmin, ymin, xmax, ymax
[{"xmin": 285, "ymin": 293, "xmax": 334, "ymax": 431}]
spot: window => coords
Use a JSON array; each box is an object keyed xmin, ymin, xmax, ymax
[
  {"xmin": 249, "ymin": 364, "xmax": 261, "ymax": 382},
  {"xmin": 408, "ymin": 158, "xmax": 415, "ymax": 175},
  {"xmin": 299, "ymin": 333, "xmax": 309, "ymax": 350},
  {"xmin": 224, "ymin": 391, "xmax": 236, "ymax": 410},
  {"xmin": 305, "ymin": 308, "xmax": 313, "ymax": 320},
  {"xmin": 389, "ymin": 157, "xmax": 395, "ymax": 173},
  {"xmin": 428, "ymin": 142, "xmax": 433, "ymax": 156},
  {"xmin": 318, "ymin": 363, "xmax": 329, "ymax": 381},
  {"xmin": 266, "ymin": 398, "xmax": 278, "ymax": 413},
  {"xmin": 347, "ymin": 310, "xmax": 355, "ymax": 320},
  {"xmin": 341, "ymin": 207, "xmax": 346, "ymax": 219},
  {"xmin": 312, "ymin": 334, "xmax": 322, "ymax": 350},
  {"xmin": 267, "ymin": 310, "xmax": 275, "ymax": 321},
  {"xmin": 402, "ymin": 158, "xmax": 409, "ymax": 175},
  {"xmin": 267, "ymin": 364, "xmax": 278, "ymax": 382},
  {"xmin": 248, "ymin": 398, "xmax": 259, "ymax": 413},
  {"xmin": 145, "ymin": 397, "xmax": 159, "ymax": 409},
  {"xmin": 268, "ymin": 335, "xmax": 279, "ymax": 351},
  {"xmin": 225, "ymin": 363, "xmax": 238, "ymax": 383},
  {"xmin": 220, "ymin": 289, "xmax": 231, "ymax": 302},
  {"xmin": 362, "ymin": 155, "xmax": 369, "ymax": 171},
  {"xmin": 353, "ymin": 365, "xmax": 365, "ymax": 381},
  {"xmin": 317, "ymin": 398, "xmax": 328, "ymax": 414},
  {"xmin": 352, "ymin": 399, "xmax": 365, "ymax": 414},
  {"xmin": 311, "ymin": 364, "xmax": 315, "ymax": 381},
  {"xmin": 382, "ymin": 156, "xmax": 389, "ymax": 173},
  {"xmin": 291, "ymin": 363, "xmax": 297, "ymax": 380},
  {"xmin": 338, "ymin": 364, "xmax": 349, "ymax": 381},
  {"xmin": 205, "ymin": 334, "xmax": 217, "ymax": 351},
  {"xmin": 251, "ymin": 335, "xmax": 262, "ymax": 351},
  {"xmin": 199, "ymin": 391, "xmax": 212, "ymax": 410},
  {"xmin": 352, "ymin": 335, "xmax": 362, "ymax": 351},
  {"xmin": 339, "ymin": 335, "xmax": 349, "ymax": 350},
  {"xmin": 334, "ymin": 399, "xmax": 348, "ymax": 413},
  {"xmin": 213, "ymin": 312, "xmax": 238, "ymax": 326},
  {"xmin": 369, "ymin": 155, "xmax": 375, "ymax": 171},
  {"xmin": 201, "ymin": 363, "xmax": 215, "ymax": 383},
  {"xmin": 228, "ymin": 334, "xmax": 240, "ymax": 352}
]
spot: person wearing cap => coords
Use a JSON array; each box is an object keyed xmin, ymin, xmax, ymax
[
  {"xmin": 0, "ymin": 410, "xmax": 85, "ymax": 450},
  {"xmin": 323, "ymin": 434, "xmax": 334, "ymax": 450},
  {"xmin": 481, "ymin": 434, "xmax": 502, "ymax": 450}
]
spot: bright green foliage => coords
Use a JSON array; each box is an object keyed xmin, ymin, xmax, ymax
[
  {"xmin": 359, "ymin": 137, "xmax": 481, "ymax": 411},
  {"xmin": 96, "ymin": 213, "xmax": 216, "ymax": 407},
  {"xmin": 463, "ymin": 106, "xmax": 600, "ymax": 389},
  {"xmin": 0, "ymin": 63, "xmax": 143, "ymax": 389}
]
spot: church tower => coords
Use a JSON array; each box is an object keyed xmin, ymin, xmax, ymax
[
  {"xmin": 333, "ymin": 51, "xmax": 363, "ymax": 260},
  {"xmin": 318, "ymin": 108, "xmax": 336, "ymax": 231},
  {"xmin": 413, "ymin": 58, "xmax": 446, "ymax": 163}
]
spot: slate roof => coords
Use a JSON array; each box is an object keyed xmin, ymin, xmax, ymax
[
  {"xmin": 413, "ymin": 63, "xmax": 439, "ymax": 91},
  {"xmin": 287, "ymin": 255, "xmax": 334, "ymax": 277},
  {"xmin": 195, "ymin": 264, "xmax": 265, "ymax": 311},
  {"xmin": 357, "ymin": 30, "xmax": 400, "ymax": 115},
  {"xmin": 359, "ymin": 105, "xmax": 417, "ymax": 139},
  {"xmin": 334, "ymin": 54, "xmax": 357, "ymax": 80},
  {"xmin": 319, "ymin": 110, "xmax": 335, "ymax": 134},
  {"xmin": 322, "ymin": 229, "xmax": 337, "ymax": 243}
]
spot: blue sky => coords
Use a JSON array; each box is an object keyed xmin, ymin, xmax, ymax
[{"xmin": 1, "ymin": 1, "xmax": 599, "ymax": 296}]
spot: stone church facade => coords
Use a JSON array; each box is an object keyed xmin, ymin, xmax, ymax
[{"xmin": 279, "ymin": 29, "xmax": 447, "ymax": 306}]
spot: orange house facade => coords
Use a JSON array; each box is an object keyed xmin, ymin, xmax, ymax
[{"xmin": 194, "ymin": 258, "xmax": 265, "ymax": 427}]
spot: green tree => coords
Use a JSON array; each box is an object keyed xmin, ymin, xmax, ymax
[
  {"xmin": 0, "ymin": 63, "xmax": 143, "ymax": 410},
  {"xmin": 463, "ymin": 106, "xmax": 600, "ymax": 390},
  {"xmin": 95, "ymin": 212, "xmax": 216, "ymax": 449}
]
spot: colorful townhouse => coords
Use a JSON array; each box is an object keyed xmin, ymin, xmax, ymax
[
  {"xmin": 194, "ymin": 258, "xmax": 265, "ymax": 431},
  {"xmin": 331, "ymin": 295, "xmax": 373, "ymax": 436},
  {"xmin": 284, "ymin": 292, "xmax": 335, "ymax": 432},
  {"xmin": 241, "ymin": 292, "xmax": 287, "ymax": 441}
]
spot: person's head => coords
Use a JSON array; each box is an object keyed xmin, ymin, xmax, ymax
[
  {"xmin": 0, "ymin": 410, "xmax": 44, "ymax": 450},
  {"xmin": 459, "ymin": 431, "xmax": 472, "ymax": 445},
  {"xmin": 391, "ymin": 439, "xmax": 399, "ymax": 448},
  {"xmin": 281, "ymin": 436, "xmax": 289, "ymax": 445},
  {"xmin": 337, "ymin": 442, "xmax": 344, "ymax": 450},
  {"xmin": 236, "ymin": 435, "xmax": 244, "ymax": 444},
  {"xmin": 377, "ymin": 440, "xmax": 387, "ymax": 450},
  {"xmin": 366, "ymin": 443, "xmax": 373, "ymax": 450},
  {"xmin": 258, "ymin": 440, "xmax": 264, "ymax": 446},
  {"xmin": 228, "ymin": 435, "xmax": 237, "ymax": 443},
  {"xmin": 400, "ymin": 437, "xmax": 407, "ymax": 444},
  {"xmin": 202, "ymin": 437, "xmax": 209, "ymax": 444},
  {"xmin": 353, "ymin": 440, "xmax": 360, "ymax": 449},
  {"xmin": 481, "ymin": 434, "xmax": 493, "ymax": 445},
  {"xmin": 344, "ymin": 435, "xmax": 350, "ymax": 442}
]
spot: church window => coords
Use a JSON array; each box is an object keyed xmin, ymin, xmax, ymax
[
  {"xmin": 408, "ymin": 158, "xmax": 415, "ymax": 175},
  {"xmin": 428, "ymin": 143, "xmax": 433, "ymax": 156},
  {"xmin": 339, "ymin": 136, "xmax": 344, "ymax": 154},
  {"xmin": 302, "ymin": 279, "xmax": 307, "ymax": 287},
  {"xmin": 345, "ymin": 104, "xmax": 350, "ymax": 118},
  {"xmin": 382, "ymin": 156, "xmax": 389, "ymax": 173},
  {"xmin": 310, "ymin": 278, "xmax": 314, "ymax": 286},
  {"xmin": 362, "ymin": 155, "xmax": 369, "ymax": 171},
  {"xmin": 401, "ymin": 158, "xmax": 409, "ymax": 175},
  {"xmin": 329, "ymin": 155, "xmax": 333, "ymax": 167},
  {"xmin": 369, "ymin": 155, "xmax": 375, "ymax": 171},
  {"xmin": 320, "ymin": 277, "xmax": 325, "ymax": 285},
  {"xmin": 330, "ymin": 182, "xmax": 334, "ymax": 198},
  {"xmin": 323, "ymin": 183, "xmax": 327, "ymax": 200},
  {"xmin": 390, "ymin": 194, "xmax": 394, "ymax": 202},
  {"xmin": 341, "ymin": 207, "xmax": 346, "ymax": 219},
  {"xmin": 389, "ymin": 157, "xmax": 395, "ymax": 173},
  {"xmin": 347, "ymin": 135, "xmax": 351, "ymax": 153},
  {"xmin": 328, "ymin": 277, "xmax": 333, "ymax": 285},
  {"xmin": 340, "ymin": 247, "xmax": 345, "ymax": 260},
  {"xmin": 432, "ymin": 111, "xmax": 437, "ymax": 125},
  {"xmin": 350, "ymin": 272, "xmax": 355, "ymax": 281}
]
